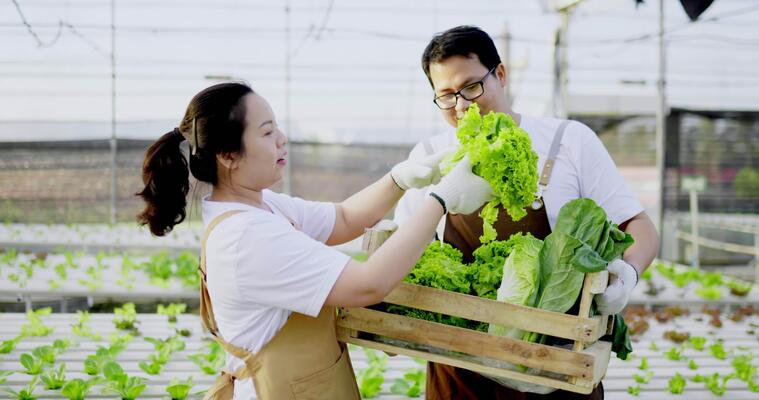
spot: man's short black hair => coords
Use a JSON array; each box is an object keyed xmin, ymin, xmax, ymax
[{"xmin": 421, "ymin": 25, "xmax": 501, "ymax": 88}]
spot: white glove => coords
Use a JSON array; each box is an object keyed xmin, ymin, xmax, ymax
[
  {"xmin": 429, "ymin": 156, "xmax": 494, "ymax": 215},
  {"xmin": 595, "ymin": 259, "xmax": 638, "ymax": 315},
  {"xmin": 390, "ymin": 151, "xmax": 448, "ymax": 191}
]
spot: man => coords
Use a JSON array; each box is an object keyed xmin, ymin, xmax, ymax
[{"xmin": 393, "ymin": 26, "xmax": 659, "ymax": 400}]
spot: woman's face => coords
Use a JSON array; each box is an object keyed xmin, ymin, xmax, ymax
[{"xmin": 226, "ymin": 93, "xmax": 288, "ymax": 191}]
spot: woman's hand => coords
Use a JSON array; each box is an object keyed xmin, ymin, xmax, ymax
[
  {"xmin": 429, "ymin": 156, "xmax": 494, "ymax": 215},
  {"xmin": 389, "ymin": 150, "xmax": 448, "ymax": 190}
]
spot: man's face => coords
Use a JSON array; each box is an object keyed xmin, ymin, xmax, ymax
[{"xmin": 428, "ymin": 54, "xmax": 507, "ymax": 128}]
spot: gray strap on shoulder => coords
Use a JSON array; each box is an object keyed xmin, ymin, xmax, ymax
[{"xmin": 539, "ymin": 120, "xmax": 570, "ymax": 187}]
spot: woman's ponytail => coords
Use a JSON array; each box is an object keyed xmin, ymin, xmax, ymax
[{"xmin": 136, "ymin": 128, "xmax": 190, "ymax": 236}]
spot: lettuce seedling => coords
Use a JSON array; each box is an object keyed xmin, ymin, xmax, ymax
[
  {"xmin": 40, "ymin": 363, "xmax": 66, "ymax": 390},
  {"xmin": 157, "ymin": 303, "xmax": 187, "ymax": 324},
  {"xmin": 103, "ymin": 361, "xmax": 147, "ymax": 400},
  {"xmin": 61, "ymin": 378, "xmax": 99, "ymax": 400},
  {"xmin": 2, "ymin": 375, "xmax": 39, "ymax": 400},
  {"xmin": 390, "ymin": 369, "xmax": 424, "ymax": 398},
  {"xmin": 166, "ymin": 377, "xmax": 194, "ymax": 400},
  {"xmin": 668, "ymin": 372, "xmax": 686, "ymax": 394}
]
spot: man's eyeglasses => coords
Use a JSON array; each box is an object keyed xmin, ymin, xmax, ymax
[{"xmin": 433, "ymin": 66, "xmax": 497, "ymax": 110}]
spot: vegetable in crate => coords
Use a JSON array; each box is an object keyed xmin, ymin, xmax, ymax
[{"xmin": 440, "ymin": 103, "xmax": 538, "ymax": 243}]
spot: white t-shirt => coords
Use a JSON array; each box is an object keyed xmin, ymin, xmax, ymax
[
  {"xmin": 202, "ymin": 190, "xmax": 350, "ymax": 400},
  {"xmin": 394, "ymin": 115, "xmax": 643, "ymax": 229}
]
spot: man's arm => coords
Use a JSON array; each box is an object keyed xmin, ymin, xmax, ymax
[{"xmin": 619, "ymin": 211, "xmax": 660, "ymax": 277}]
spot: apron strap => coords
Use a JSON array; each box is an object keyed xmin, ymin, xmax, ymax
[
  {"xmin": 199, "ymin": 210, "xmax": 260, "ymax": 362},
  {"xmin": 538, "ymin": 120, "xmax": 570, "ymax": 188},
  {"xmin": 202, "ymin": 364, "xmax": 252, "ymax": 400}
]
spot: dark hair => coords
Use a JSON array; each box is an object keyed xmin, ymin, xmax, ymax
[
  {"xmin": 136, "ymin": 82, "xmax": 254, "ymax": 236},
  {"xmin": 421, "ymin": 25, "xmax": 501, "ymax": 88}
]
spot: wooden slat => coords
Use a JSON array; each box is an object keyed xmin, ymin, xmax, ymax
[
  {"xmin": 339, "ymin": 334, "xmax": 594, "ymax": 395},
  {"xmin": 337, "ymin": 308, "xmax": 595, "ymax": 378},
  {"xmin": 382, "ymin": 282, "xmax": 601, "ymax": 342}
]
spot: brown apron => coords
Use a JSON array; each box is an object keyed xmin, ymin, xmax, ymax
[
  {"xmin": 426, "ymin": 121, "xmax": 604, "ymax": 400},
  {"xmin": 199, "ymin": 210, "xmax": 361, "ymax": 400}
]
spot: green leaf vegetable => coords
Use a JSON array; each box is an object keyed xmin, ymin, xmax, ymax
[
  {"xmin": 40, "ymin": 363, "xmax": 66, "ymax": 390},
  {"xmin": 668, "ymin": 372, "xmax": 686, "ymax": 394},
  {"xmin": 356, "ymin": 348, "xmax": 386, "ymax": 398},
  {"xmin": 488, "ymin": 234, "xmax": 542, "ymax": 340},
  {"xmin": 2, "ymin": 375, "xmax": 39, "ymax": 400},
  {"xmin": 440, "ymin": 103, "xmax": 539, "ymax": 242},
  {"xmin": 390, "ymin": 369, "xmax": 425, "ymax": 398},
  {"xmin": 188, "ymin": 341, "xmax": 226, "ymax": 375},
  {"xmin": 102, "ymin": 361, "xmax": 147, "ymax": 400},
  {"xmin": 166, "ymin": 377, "xmax": 194, "ymax": 400},
  {"xmin": 157, "ymin": 303, "xmax": 187, "ymax": 324},
  {"xmin": 61, "ymin": 378, "xmax": 100, "ymax": 400}
]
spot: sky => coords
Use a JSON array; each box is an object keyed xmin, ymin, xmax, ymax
[{"xmin": 1, "ymin": 0, "xmax": 758, "ymax": 143}]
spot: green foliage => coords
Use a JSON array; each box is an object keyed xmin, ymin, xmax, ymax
[
  {"xmin": 0, "ymin": 336, "xmax": 22, "ymax": 354},
  {"xmin": 2, "ymin": 375, "xmax": 39, "ymax": 400},
  {"xmin": 139, "ymin": 335, "xmax": 185, "ymax": 375},
  {"xmin": 633, "ymin": 371, "xmax": 653, "ymax": 384},
  {"xmin": 102, "ymin": 361, "xmax": 147, "ymax": 400},
  {"xmin": 113, "ymin": 303, "xmax": 140, "ymax": 334},
  {"xmin": 157, "ymin": 303, "xmax": 187, "ymax": 324},
  {"xmin": 668, "ymin": 372, "xmax": 686, "ymax": 394},
  {"xmin": 732, "ymin": 354, "xmax": 757, "ymax": 382},
  {"xmin": 687, "ymin": 336, "xmax": 707, "ymax": 351},
  {"xmin": 390, "ymin": 368, "xmax": 425, "ymax": 398},
  {"xmin": 61, "ymin": 378, "xmax": 99, "ymax": 400},
  {"xmin": 174, "ymin": 251, "xmax": 200, "ymax": 288},
  {"xmin": 19, "ymin": 353, "xmax": 45, "ymax": 375},
  {"xmin": 356, "ymin": 348, "xmax": 386, "ymax": 398},
  {"xmin": 0, "ymin": 370, "xmax": 14, "ymax": 385},
  {"xmin": 166, "ymin": 377, "xmax": 194, "ymax": 400},
  {"xmin": 638, "ymin": 357, "xmax": 649, "ymax": 371},
  {"xmin": 695, "ymin": 285, "xmax": 722, "ymax": 300},
  {"xmin": 627, "ymin": 385, "xmax": 641, "ymax": 396},
  {"xmin": 71, "ymin": 311, "xmax": 102, "ymax": 341},
  {"xmin": 40, "ymin": 363, "xmax": 66, "ymax": 390},
  {"xmin": 734, "ymin": 166, "xmax": 759, "ymax": 199},
  {"xmin": 709, "ymin": 341, "xmax": 728, "ymax": 360},
  {"xmin": 664, "ymin": 347, "xmax": 684, "ymax": 361},
  {"xmin": 142, "ymin": 252, "xmax": 174, "ymax": 288},
  {"xmin": 188, "ymin": 341, "xmax": 226, "ymax": 375},
  {"xmin": 20, "ymin": 308, "xmax": 53, "ymax": 338},
  {"xmin": 440, "ymin": 103, "xmax": 539, "ymax": 242}
]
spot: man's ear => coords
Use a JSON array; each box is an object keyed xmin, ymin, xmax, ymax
[
  {"xmin": 496, "ymin": 63, "xmax": 507, "ymax": 87},
  {"xmin": 216, "ymin": 152, "xmax": 239, "ymax": 171}
]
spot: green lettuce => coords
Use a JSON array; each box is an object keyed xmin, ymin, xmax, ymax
[
  {"xmin": 488, "ymin": 234, "xmax": 542, "ymax": 340},
  {"xmin": 440, "ymin": 104, "xmax": 539, "ymax": 243}
]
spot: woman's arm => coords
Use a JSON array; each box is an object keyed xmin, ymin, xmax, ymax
[
  {"xmin": 324, "ymin": 155, "xmax": 493, "ymax": 308},
  {"xmin": 324, "ymin": 196, "xmax": 444, "ymax": 307},
  {"xmin": 325, "ymin": 173, "xmax": 403, "ymax": 246},
  {"xmin": 621, "ymin": 211, "xmax": 660, "ymax": 275}
]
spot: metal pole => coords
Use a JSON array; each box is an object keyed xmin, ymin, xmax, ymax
[
  {"xmin": 754, "ymin": 227, "xmax": 759, "ymax": 283},
  {"xmin": 283, "ymin": 0, "xmax": 292, "ymax": 195},
  {"xmin": 690, "ymin": 189, "xmax": 700, "ymax": 269},
  {"xmin": 109, "ymin": 0, "xmax": 117, "ymax": 224},
  {"xmin": 500, "ymin": 23, "xmax": 511, "ymax": 107},
  {"xmin": 559, "ymin": 10, "xmax": 570, "ymax": 118},
  {"xmin": 552, "ymin": 9, "xmax": 570, "ymax": 118},
  {"xmin": 656, "ymin": 0, "xmax": 667, "ymax": 241}
]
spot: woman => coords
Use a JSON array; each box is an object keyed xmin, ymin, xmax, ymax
[{"xmin": 136, "ymin": 82, "xmax": 493, "ymax": 400}]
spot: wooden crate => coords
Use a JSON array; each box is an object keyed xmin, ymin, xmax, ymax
[{"xmin": 337, "ymin": 225, "xmax": 615, "ymax": 394}]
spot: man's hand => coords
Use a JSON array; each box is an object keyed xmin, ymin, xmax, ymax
[
  {"xmin": 390, "ymin": 151, "xmax": 447, "ymax": 190},
  {"xmin": 595, "ymin": 259, "xmax": 638, "ymax": 315}
]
